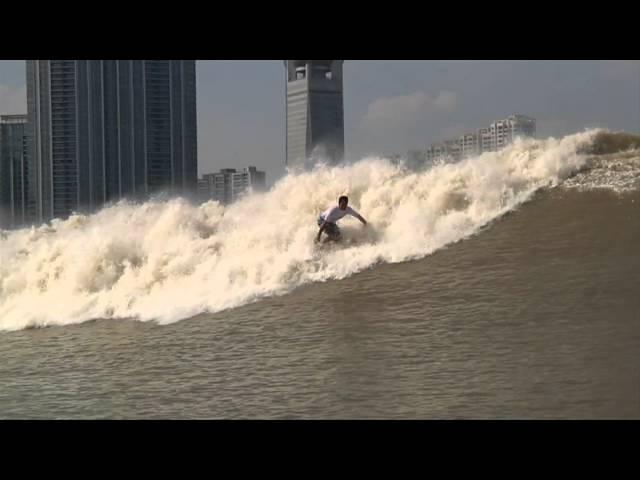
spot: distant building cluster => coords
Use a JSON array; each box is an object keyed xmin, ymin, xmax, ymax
[
  {"xmin": 400, "ymin": 115, "xmax": 536, "ymax": 169},
  {"xmin": 198, "ymin": 166, "xmax": 266, "ymax": 205}
]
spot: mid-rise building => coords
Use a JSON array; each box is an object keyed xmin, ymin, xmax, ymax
[
  {"xmin": 199, "ymin": 166, "xmax": 266, "ymax": 204},
  {"xmin": 425, "ymin": 141, "xmax": 461, "ymax": 164},
  {"xmin": 231, "ymin": 166, "xmax": 266, "ymax": 200},
  {"xmin": 199, "ymin": 168, "xmax": 236, "ymax": 204},
  {"xmin": 505, "ymin": 114, "xmax": 536, "ymax": 140},
  {"xmin": 478, "ymin": 127, "xmax": 494, "ymax": 153},
  {"xmin": 459, "ymin": 133, "xmax": 480, "ymax": 159}
]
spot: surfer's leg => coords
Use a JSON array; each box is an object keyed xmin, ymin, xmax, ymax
[{"xmin": 327, "ymin": 223, "xmax": 341, "ymax": 240}]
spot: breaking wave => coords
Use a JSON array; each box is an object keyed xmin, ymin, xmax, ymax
[{"xmin": 1, "ymin": 129, "xmax": 637, "ymax": 331}]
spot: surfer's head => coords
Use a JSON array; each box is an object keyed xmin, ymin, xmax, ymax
[{"xmin": 338, "ymin": 195, "xmax": 349, "ymax": 210}]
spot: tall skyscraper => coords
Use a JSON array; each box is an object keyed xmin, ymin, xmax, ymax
[
  {"xmin": 284, "ymin": 60, "xmax": 344, "ymax": 169},
  {"xmin": 26, "ymin": 60, "xmax": 197, "ymax": 224},
  {"xmin": 0, "ymin": 115, "xmax": 28, "ymax": 229}
]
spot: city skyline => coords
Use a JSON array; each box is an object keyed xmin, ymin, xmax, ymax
[{"xmin": 1, "ymin": 60, "xmax": 639, "ymax": 187}]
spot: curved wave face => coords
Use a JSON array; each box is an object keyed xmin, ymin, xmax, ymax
[{"xmin": 0, "ymin": 129, "xmax": 635, "ymax": 331}]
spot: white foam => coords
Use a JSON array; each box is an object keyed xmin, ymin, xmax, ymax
[
  {"xmin": 562, "ymin": 149, "xmax": 640, "ymax": 193},
  {"xmin": 0, "ymin": 130, "xmax": 601, "ymax": 331}
]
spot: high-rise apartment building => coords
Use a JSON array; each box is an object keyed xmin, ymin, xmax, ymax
[
  {"xmin": 0, "ymin": 115, "xmax": 29, "ymax": 229},
  {"xmin": 26, "ymin": 60, "xmax": 197, "ymax": 224}
]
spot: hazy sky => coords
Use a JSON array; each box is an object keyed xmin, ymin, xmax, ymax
[{"xmin": 1, "ymin": 60, "xmax": 638, "ymax": 186}]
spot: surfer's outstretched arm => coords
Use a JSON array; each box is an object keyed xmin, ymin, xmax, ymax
[
  {"xmin": 346, "ymin": 206, "xmax": 367, "ymax": 226},
  {"xmin": 352, "ymin": 212, "xmax": 367, "ymax": 225}
]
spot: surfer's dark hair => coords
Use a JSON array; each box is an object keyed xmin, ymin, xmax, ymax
[{"xmin": 339, "ymin": 195, "xmax": 348, "ymax": 204}]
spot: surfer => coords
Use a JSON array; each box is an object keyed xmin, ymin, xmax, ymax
[{"xmin": 316, "ymin": 195, "xmax": 367, "ymax": 242}]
